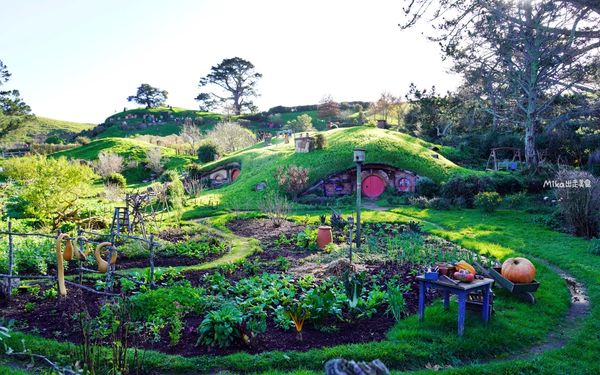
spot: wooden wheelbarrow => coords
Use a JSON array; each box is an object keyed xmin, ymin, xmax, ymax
[{"xmin": 474, "ymin": 262, "xmax": 540, "ymax": 304}]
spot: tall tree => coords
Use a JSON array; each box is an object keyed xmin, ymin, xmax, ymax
[
  {"xmin": 317, "ymin": 95, "xmax": 341, "ymax": 118},
  {"xmin": 195, "ymin": 57, "xmax": 262, "ymax": 115},
  {"xmin": 401, "ymin": 0, "xmax": 600, "ymax": 165},
  {"xmin": 0, "ymin": 59, "xmax": 32, "ymax": 137},
  {"xmin": 127, "ymin": 83, "xmax": 168, "ymax": 108}
]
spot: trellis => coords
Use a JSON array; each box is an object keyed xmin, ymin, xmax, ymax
[{"xmin": 0, "ymin": 220, "xmax": 157, "ymax": 302}]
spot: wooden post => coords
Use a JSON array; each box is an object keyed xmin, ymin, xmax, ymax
[
  {"xmin": 77, "ymin": 225, "xmax": 83, "ymax": 285},
  {"xmin": 355, "ymin": 162, "xmax": 362, "ymax": 252},
  {"xmin": 149, "ymin": 234, "xmax": 155, "ymax": 289},
  {"xmin": 105, "ymin": 246, "xmax": 115, "ymax": 292},
  {"xmin": 7, "ymin": 220, "xmax": 14, "ymax": 300}
]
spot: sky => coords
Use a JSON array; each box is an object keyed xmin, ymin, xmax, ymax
[{"xmin": 0, "ymin": 0, "xmax": 461, "ymax": 124}]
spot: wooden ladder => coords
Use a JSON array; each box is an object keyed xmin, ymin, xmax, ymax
[{"xmin": 111, "ymin": 206, "xmax": 131, "ymax": 234}]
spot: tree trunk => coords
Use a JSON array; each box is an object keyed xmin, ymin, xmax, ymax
[
  {"xmin": 524, "ymin": 119, "xmax": 538, "ymax": 165},
  {"xmin": 523, "ymin": 1, "xmax": 539, "ymax": 167}
]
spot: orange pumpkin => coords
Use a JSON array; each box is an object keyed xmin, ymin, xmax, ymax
[{"xmin": 501, "ymin": 257, "xmax": 536, "ymax": 283}]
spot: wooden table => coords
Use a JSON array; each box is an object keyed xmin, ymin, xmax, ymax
[{"xmin": 417, "ymin": 275, "xmax": 494, "ymax": 336}]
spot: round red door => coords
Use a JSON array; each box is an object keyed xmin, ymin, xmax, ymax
[
  {"xmin": 231, "ymin": 168, "xmax": 240, "ymax": 181},
  {"xmin": 362, "ymin": 175, "xmax": 385, "ymax": 198}
]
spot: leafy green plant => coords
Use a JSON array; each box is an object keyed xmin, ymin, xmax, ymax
[
  {"xmin": 104, "ymin": 172, "xmax": 127, "ymax": 187},
  {"xmin": 590, "ymin": 239, "xmax": 600, "ymax": 256},
  {"xmin": 342, "ymin": 271, "xmax": 366, "ymax": 309},
  {"xmin": 406, "ymin": 220, "xmax": 423, "ymax": 233},
  {"xmin": 409, "ymin": 196, "xmax": 430, "ymax": 208},
  {"xmin": 429, "ymin": 197, "xmax": 451, "ymax": 210},
  {"xmin": 296, "ymin": 227, "xmax": 319, "ymax": 250},
  {"xmin": 475, "ymin": 191, "xmax": 503, "ymax": 213},
  {"xmin": 197, "ymin": 304, "xmax": 244, "ymax": 348},
  {"xmin": 283, "ymin": 299, "xmax": 310, "ymax": 341},
  {"xmin": 505, "ymin": 191, "xmax": 527, "ymax": 208},
  {"xmin": 276, "ymin": 256, "xmax": 290, "ymax": 271},
  {"xmin": 386, "ymin": 284, "xmax": 408, "ymax": 322}
]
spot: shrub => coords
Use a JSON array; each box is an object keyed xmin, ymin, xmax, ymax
[
  {"xmin": 408, "ymin": 196, "xmax": 429, "ymax": 208},
  {"xmin": 2, "ymin": 155, "xmax": 96, "ymax": 229},
  {"xmin": 197, "ymin": 304, "xmax": 244, "ymax": 348},
  {"xmin": 45, "ymin": 135, "xmax": 64, "ymax": 144},
  {"xmin": 284, "ymin": 114, "xmax": 315, "ymax": 133},
  {"xmin": 206, "ymin": 122, "xmax": 255, "ymax": 154},
  {"xmin": 145, "ymin": 147, "xmax": 163, "ymax": 175},
  {"xmin": 589, "ymin": 239, "xmax": 600, "ymax": 256},
  {"xmin": 474, "ymin": 192, "xmax": 503, "ymax": 213},
  {"xmin": 75, "ymin": 136, "xmax": 91, "ymax": 145},
  {"xmin": 415, "ymin": 177, "xmax": 440, "ymax": 198},
  {"xmin": 96, "ymin": 151, "xmax": 124, "ymax": 178},
  {"xmin": 441, "ymin": 175, "xmax": 494, "ymax": 208},
  {"xmin": 197, "ymin": 142, "xmax": 219, "ymax": 163},
  {"xmin": 429, "ymin": 197, "xmax": 451, "ymax": 210},
  {"xmin": 314, "ymin": 133, "xmax": 327, "ymax": 150},
  {"xmin": 104, "ymin": 172, "xmax": 126, "ymax": 188},
  {"xmin": 554, "ymin": 169, "xmax": 600, "ymax": 238},
  {"xmin": 262, "ymin": 192, "xmax": 291, "ymax": 227},
  {"xmin": 506, "ymin": 192, "xmax": 527, "ymax": 208},
  {"xmin": 275, "ymin": 165, "xmax": 310, "ymax": 199},
  {"xmin": 491, "ymin": 174, "xmax": 525, "ymax": 195}
]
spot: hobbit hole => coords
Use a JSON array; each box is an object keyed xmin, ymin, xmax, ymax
[
  {"xmin": 198, "ymin": 162, "xmax": 241, "ymax": 187},
  {"xmin": 304, "ymin": 164, "xmax": 418, "ymax": 199}
]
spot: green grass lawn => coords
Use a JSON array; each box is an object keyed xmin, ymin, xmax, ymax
[
  {"xmin": 0, "ymin": 116, "xmax": 94, "ymax": 143},
  {"xmin": 4, "ymin": 206, "xmax": 595, "ymax": 374}
]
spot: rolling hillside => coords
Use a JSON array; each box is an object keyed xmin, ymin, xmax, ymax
[{"xmin": 0, "ymin": 116, "xmax": 94, "ymax": 143}]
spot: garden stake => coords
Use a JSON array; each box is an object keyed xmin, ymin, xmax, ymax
[
  {"xmin": 149, "ymin": 234, "xmax": 155, "ymax": 288},
  {"xmin": 55, "ymin": 233, "xmax": 70, "ymax": 297},
  {"xmin": 7, "ymin": 220, "xmax": 14, "ymax": 300}
]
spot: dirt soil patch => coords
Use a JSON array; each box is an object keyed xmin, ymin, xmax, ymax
[{"xmin": 1, "ymin": 262, "xmax": 438, "ymax": 357}]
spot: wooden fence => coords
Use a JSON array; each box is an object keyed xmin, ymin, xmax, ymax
[{"xmin": 0, "ymin": 220, "xmax": 157, "ymax": 301}]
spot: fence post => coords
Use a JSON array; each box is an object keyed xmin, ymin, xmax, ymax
[
  {"xmin": 77, "ymin": 225, "xmax": 83, "ymax": 285},
  {"xmin": 7, "ymin": 220, "xmax": 14, "ymax": 300},
  {"xmin": 149, "ymin": 234, "xmax": 155, "ymax": 289}
]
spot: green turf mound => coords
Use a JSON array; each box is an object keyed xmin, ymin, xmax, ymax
[{"xmin": 194, "ymin": 127, "xmax": 471, "ymax": 208}]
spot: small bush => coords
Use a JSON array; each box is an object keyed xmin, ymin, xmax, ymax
[
  {"xmin": 589, "ymin": 239, "xmax": 600, "ymax": 256},
  {"xmin": 415, "ymin": 177, "xmax": 440, "ymax": 198},
  {"xmin": 429, "ymin": 197, "xmax": 451, "ymax": 210},
  {"xmin": 96, "ymin": 151, "xmax": 124, "ymax": 178},
  {"xmin": 474, "ymin": 192, "xmax": 502, "ymax": 213},
  {"xmin": 75, "ymin": 136, "xmax": 91, "ymax": 145},
  {"xmin": 275, "ymin": 165, "xmax": 310, "ymax": 199},
  {"xmin": 197, "ymin": 304, "xmax": 243, "ymax": 348},
  {"xmin": 197, "ymin": 142, "xmax": 219, "ymax": 163},
  {"xmin": 104, "ymin": 172, "xmax": 126, "ymax": 188},
  {"xmin": 408, "ymin": 196, "xmax": 429, "ymax": 209},
  {"xmin": 45, "ymin": 135, "xmax": 64, "ymax": 144},
  {"xmin": 554, "ymin": 168, "xmax": 600, "ymax": 238},
  {"xmin": 505, "ymin": 192, "xmax": 527, "ymax": 208},
  {"xmin": 441, "ymin": 175, "xmax": 494, "ymax": 208},
  {"xmin": 145, "ymin": 147, "xmax": 163, "ymax": 175},
  {"xmin": 262, "ymin": 192, "xmax": 291, "ymax": 227},
  {"xmin": 314, "ymin": 134, "xmax": 327, "ymax": 150},
  {"xmin": 491, "ymin": 174, "xmax": 525, "ymax": 195}
]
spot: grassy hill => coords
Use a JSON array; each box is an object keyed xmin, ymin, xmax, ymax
[
  {"xmin": 52, "ymin": 137, "xmax": 194, "ymax": 183},
  {"xmin": 193, "ymin": 126, "xmax": 472, "ymax": 209},
  {"xmin": 0, "ymin": 116, "xmax": 94, "ymax": 143},
  {"xmin": 91, "ymin": 107, "xmax": 224, "ymax": 138}
]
